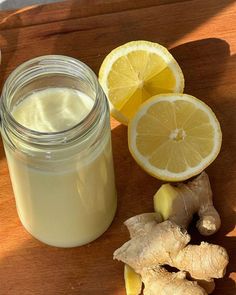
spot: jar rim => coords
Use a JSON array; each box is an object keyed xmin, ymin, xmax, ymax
[{"xmin": 0, "ymin": 55, "xmax": 107, "ymax": 146}]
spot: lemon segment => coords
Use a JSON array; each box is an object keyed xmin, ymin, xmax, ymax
[
  {"xmin": 99, "ymin": 41, "xmax": 184, "ymax": 124},
  {"xmin": 124, "ymin": 264, "xmax": 142, "ymax": 295},
  {"xmin": 128, "ymin": 93, "xmax": 222, "ymax": 181}
]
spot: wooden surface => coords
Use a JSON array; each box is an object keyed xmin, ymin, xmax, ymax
[{"xmin": 0, "ymin": 0, "xmax": 235, "ymax": 294}]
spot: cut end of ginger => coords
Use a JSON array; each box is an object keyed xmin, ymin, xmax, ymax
[
  {"xmin": 124, "ymin": 264, "xmax": 142, "ymax": 295},
  {"xmin": 153, "ymin": 183, "xmax": 179, "ymax": 221},
  {"xmin": 153, "ymin": 172, "xmax": 221, "ymax": 235}
]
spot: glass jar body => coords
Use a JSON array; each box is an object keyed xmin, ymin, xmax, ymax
[{"xmin": 0, "ymin": 56, "xmax": 117, "ymax": 247}]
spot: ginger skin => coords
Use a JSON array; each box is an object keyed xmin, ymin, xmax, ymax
[
  {"xmin": 124, "ymin": 212, "xmax": 162, "ymax": 238},
  {"xmin": 141, "ymin": 267, "xmax": 207, "ymax": 295},
  {"xmin": 154, "ymin": 172, "xmax": 221, "ymax": 236},
  {"xmin": 114, "ymin": 214, "xmax": 229, "ymax": 295},
  {"xmin": 114, "ymin": 219, "xmax": 228, "ymax": 280}
]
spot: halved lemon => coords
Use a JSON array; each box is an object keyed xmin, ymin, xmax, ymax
[
  {"xmin": 99, "ymin": 40, "xmax": 184, "ymax": 124},
  {"xmin": 128, "ymin": 93, "xmax": 222, "ymax": 181}
]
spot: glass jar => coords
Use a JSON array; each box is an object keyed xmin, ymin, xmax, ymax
[{"xmin": 0, "ymin": 55, "xmax": 117, "ymax": 247}]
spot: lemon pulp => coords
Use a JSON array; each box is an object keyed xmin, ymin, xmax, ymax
[
  {"xmin": 99, "ymin": 41, "xmax": 184, "ymax": 124},
  {"xmin": 128, "ymin": 94, "xmax": 222, "ymax": 181}
]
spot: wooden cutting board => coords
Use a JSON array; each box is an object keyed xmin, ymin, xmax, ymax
[{"xmin": 0, "ymin": 0, "xmax": 235, "ymax": 294}]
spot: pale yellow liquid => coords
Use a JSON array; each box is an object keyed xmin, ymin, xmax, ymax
[{"xmin": 5, "ymin": 88, "xmax": 117, "ymax": 247}]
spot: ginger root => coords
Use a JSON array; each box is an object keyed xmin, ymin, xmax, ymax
[
  {"xmin": 154, "ymin": 172, "xmax": 221, "ymax": 236},
  {"xmin": 124, "ymin": 212, "xmax": 162, "ymax": 238},
  {"xmin": 153, "ymin": 172, "xmax": 220, "ymax": 292},
  {"xmin": 114, "ymin": 214, "xmax": 228, "ymax": 295},
  {"xmin": 141, "ymin": 267, "xmax": 207, "ymax": 295},
  {"xmin": 114, "ymin": 218, "xmax": 228, "ymax": 279}
]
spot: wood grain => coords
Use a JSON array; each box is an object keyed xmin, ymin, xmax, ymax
[{"xmin": 0, "ymin": 0, "xmax": 235, "ymax": 294}]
